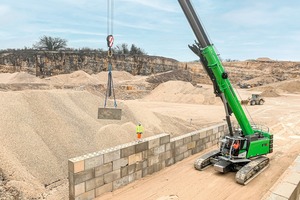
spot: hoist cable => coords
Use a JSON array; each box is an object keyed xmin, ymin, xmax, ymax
[{"xmin": 107, "ymin": 0, "xmax": 114, "ymax": 35}]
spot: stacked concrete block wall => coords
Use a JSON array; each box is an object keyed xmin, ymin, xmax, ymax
[
  {"xmin": 68, "ymin": 123, "xmax": 227, "ymax": 200},
  {"xmin": 262, "ymin": 155, "xmax": 300, "ymax": 200}
]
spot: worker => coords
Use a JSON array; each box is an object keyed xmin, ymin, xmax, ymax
[
  {"xmin": 136, "ymin": 122, "xmax": 144, "ymax": 142},
  {"xmin": 232, "ymin": 140, "xmax": 240, "ymax": 156}
]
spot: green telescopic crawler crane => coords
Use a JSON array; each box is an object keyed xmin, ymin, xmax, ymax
[{"xmin": 178, "ymin": 0, "xmax": 273, "ymax": 185}]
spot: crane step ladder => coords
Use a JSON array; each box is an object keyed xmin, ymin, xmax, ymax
[{"xmin": 98, "ymin": 62, "xmax": 122, "ymax": 120}]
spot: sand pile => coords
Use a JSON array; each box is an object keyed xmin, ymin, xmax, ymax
[
  {"xmin": 275, "ymin": 79, "xmax": 300, "ymax": 93},
  {"xmin": 144, "ymin": 81, "xmax": 216, "ymax": 104},
  {"xmin": 0, "ymin": 90, "xmax": 144, "ymax": 198},
  {"xmin": 0, "ymin": 72, "xmax": 45, "ymax": 84},
  {"xmin": 261, "ymin": 88, "xmax": 280, "ymax": 97},
  {"xmin": 254, "ymin": 79, "xmax": 300, "ymax": 94},
  {"xmin": 46, "ymin": 70, "xmax": 99, "ymax": 86},
  {"xmin": 92, "ymin": 71, "xmax": 137, "ymax": 84}
]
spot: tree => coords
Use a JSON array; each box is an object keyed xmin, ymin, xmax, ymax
[
  {"xmin": 129, "ymin": 44, "xmax": 145, "ymax": 55},
  {"xmin": 113, "ymin": 43, "xmax": 146, "ymax": 55},
  {"xmin": 113, "ymin": 43, "xmax": 129, "ymax": 54},
  {"xmin": 33, "ymin": 36, "xmax": 67, "ymax": 50}
]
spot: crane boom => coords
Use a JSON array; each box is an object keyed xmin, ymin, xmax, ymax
[{"xmin": 178, "ymin": 0, "xmax": 254, "ymax": 135}]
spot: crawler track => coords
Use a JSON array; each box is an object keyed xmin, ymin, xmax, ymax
[
  {"xmin": 194, "ymin": 150, "xmax": 220, "ymax": 170},
  {"xmin": 235, "ymin": 156, "xmax": 269, "ymax": 185}
]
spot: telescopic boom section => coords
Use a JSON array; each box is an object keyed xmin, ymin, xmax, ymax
[{"xmin": 178, "ymin": 0, "xmax": 254, "ymax": 136}]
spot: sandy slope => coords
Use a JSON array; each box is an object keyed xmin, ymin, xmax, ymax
[{"xmin": 0, "ymin": 72, "xmax": 299, "ymax": 199}]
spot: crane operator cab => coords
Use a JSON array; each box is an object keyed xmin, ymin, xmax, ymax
[{"xmin": 219, "ymin": 136, "xmax": 247, "ymax": 159}]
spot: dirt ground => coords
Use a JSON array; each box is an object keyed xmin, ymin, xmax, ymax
[{"xmin": 0, "ymin": 71, "xmax": 299, "ymax": 199}]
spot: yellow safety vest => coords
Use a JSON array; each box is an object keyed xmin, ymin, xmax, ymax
[{"xmin": 136, "ymin": 125, "xmax": 144, "ymax": 133}]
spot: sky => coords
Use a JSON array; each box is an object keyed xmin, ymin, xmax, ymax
[{"xmin": 0, "ymin": 0, "xmax": 300, "ymax": 62}]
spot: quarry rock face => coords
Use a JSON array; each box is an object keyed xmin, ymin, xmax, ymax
[
  {"xmin": 1, "ymin": 50, "xmax": 300, "ymax": 89},
  {"xmin": 0, "ymin": 50, "xmax": 181, "ymax": 76}
]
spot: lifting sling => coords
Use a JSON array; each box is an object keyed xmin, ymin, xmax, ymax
[{"xmin": 98, "ymin": 0, "xmax": 122, "ymax": 120}]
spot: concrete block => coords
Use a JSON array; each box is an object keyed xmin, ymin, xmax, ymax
[
  {"xmin": 98, "ymin": 107, "xmax": 122, "ymax": 120},
  {"xmin": 187, "ymin": 141, "xmax": 196, "ymax": 150},
  {"xmin": 135, "ymin": 170, "xmax": 142, "ymax": 180},
  {"xmin": 148, "ymin": 165, "xmax": 154, "ymax": 175},
  {"xmin": 113, "ymin": 158, "xmax": 128, "ymax": 171},
  {"xmin": 75, "ymin": 189, "xmax": 95, "ymax": 200},
  {"xmin": 153, "ymin": 163, "xmax": 165, "ymax": 173},
  {"xmin": 104, "ymin": 170, "xmax": 121, "ymax": 184},
  {"xmin": 135, "ymin": 152, "xmax": 143, "ymax": 162},
  {"xmin": 170, "ymin": 141, "xmax": 175, "ymax": 150},
  {"xmin": 148, "ymin": 155, "xmax": 159, "ymax": 166},
  {"xmin": 69, "ymin": 160, "xmax": 85, "ymax": 173},
  {"xmin": 120, "ymin": 145, "xmax": 135, "ymax": 158},
  {"xmin": 128, "ymin": 154, "xmax": 136, "ymax": 165},
  {"xmin": 128, "ymin": 164, "xmax": 136, "ymax": 175},
  {"xmin": 184, "ymin": 150, "xmax": 192, "ymax": 159},
  {"xmin": 205, "ymin": 141, "xmax": 213, "ymax": 149},
  {"xmin": 175, "ymin": 153, "xmax": 184, "ymax": 163},
  {"xmin": 142, "ymin": 168, "xmax": 148, "ymax": 177},
  {"xmin": 192, "ymin": 145, "xmax": 204, "ymax": 155},
  {"xmin": 159, "ymin": 150, "xmax": 172, "ymax": 161},
  {"xmin": 95, "ymin": 163, "xmax": 113, "ymax": 177},
  {"xmin": 142, "ymin": 160, "xmax": 148, "ymax": 169},
  {"xmin": 113, "ymin": 176, "xmax": 129, "ymax": 190},
  {"xmin": 95, "ymin": 183, "xmax": 113, "ymax": 197},
  {"xmin": 174, "ymin": 138, "xmax": 183, "ymax": 147},
  {"xmin": 204, "ymin": 136, "xmax": 210, "ymax": 143},
  {"xmin": 283, "ymin": 172, "xmax": 300, "ymax": 185},
  {"xmin": 142, "ymin": 150, "xmax": 148, "ymax": 160},
  {"xmin": 212, "ymin": 140, "xmax": 218, "ymax": 145},
  {"xmin": 104, "ymin": 150, "xmax": 120, "ymax": 164},
  {"xmin": 191, "ymin": 133, "xmax": 200, "ymax": 142},
  {"xmin": 148, "ymin": 145, "xmax": 166, "ymax": 156},
  {"xmin": 85, "ymin": 176, "xmax": 104, "ymax": 191},
  {"xmin": 206, "ymin": 129, "xmax": 213, "ymax": 136},
  {"xmin": 85, "ymin": 155, "xmax": 103, "ymax": 170},
  {"xmin": 265, "ymin": 193, "xmax": 288, "ymax": 200},
  {"xmin": 175, "ymin": 145, "xmax": 188, "ymax": 156},
  {"xmin": 165, "ymin": 158, "xmax": 174, "ymax": 167},
  {"xmin": 128, "ymin": 173, "xmax": 135, "ymax": 183},
  {"xmin": 218, "ymin": 125, "xmax": 224, "ymax": 132},
  {"xmin": 160, "ymin": 135, "xmax": 170, "ymax": 145},
  {"xmin": 120, "ymin": 166, "xmax": 128, "ymax": 178},
  {"xmin": 183, "ymin": 136, "xmax": 191, "ymax": 144},
  {"xmin": 165, "ymin": 143, "xmax": 171, "ymax": 151},
  {"xmin": 272, "ymin": 182, "xmax": 296, "ymax": 199},
  {"xmin": 210, "ymin": 134, "xmax": 216, "ymax": 141},
  {"xmin": 196, "ymin": 139, "xmax": 204, "ymax": 147},
  {"xmin": 213, "ymin": 127, "xmax": 218, "ymax": 134},
  {"xmin": 74, "ymin": 169, "xmax": 94, "ymax": 185},
  {"xmin": 148, "ymin": 137, "xmax": 160, "ymax": 149},
  {"xmin": 135, "ymin": 141, "xmax": 149, "ymax": 153},
  {"xmin": 199, "ymin": 131, "xmax": 207, "ymax": 139},
  {"xmin": 136, "ymin": 161, "xmax": 143, "ymax": 171},
  {"xmin": 74, "ymin": 182, "xmax": 85, "ymax": 196}
]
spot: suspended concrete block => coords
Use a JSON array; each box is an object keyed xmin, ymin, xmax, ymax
[{"xmin": 98, "ymin": 108, "xmax": 122, "ymax": 120}]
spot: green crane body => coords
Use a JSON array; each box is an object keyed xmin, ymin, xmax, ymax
[{"xmin": 178, "ymin": 0, "xmax": 273, "ymax": 162}]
